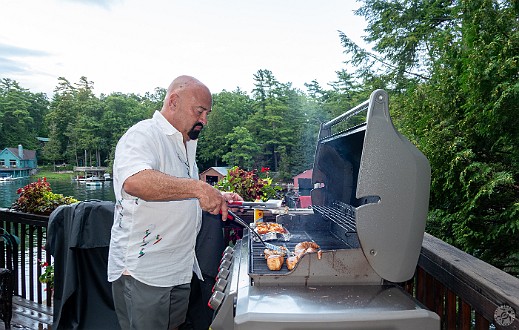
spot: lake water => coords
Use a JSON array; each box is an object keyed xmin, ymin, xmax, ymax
[{"xmin": 0, "ymin": 177, "xmax": 116, "ymax": 209}]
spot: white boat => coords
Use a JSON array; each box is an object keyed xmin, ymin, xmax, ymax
[
  {"xmin": 0, "ymin": 176, "xmax": 14, "ymax": 182},
  {"xmin": 75, "ymin": 175, "xmax": 104, "ymax": 183},
  {"xmin": 85, "ymin": 180, "xmax": 103, "ymax": 186}
]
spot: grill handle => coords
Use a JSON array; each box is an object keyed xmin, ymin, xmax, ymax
[{"xmin": 322, "ymin": 99, "xmax": 369, "ymax": 130}]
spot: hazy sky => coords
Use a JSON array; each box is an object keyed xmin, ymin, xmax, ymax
[{"xmin": 0, "ymin": 0, "xmax": 368, "ymax": 97}]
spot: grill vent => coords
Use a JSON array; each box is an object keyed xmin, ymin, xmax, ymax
[{"xmin": 312, "ymin": 201, "xmax": 357, "ymax": 233}]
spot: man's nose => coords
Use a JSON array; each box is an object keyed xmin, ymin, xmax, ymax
[{"xmin": 199, "ymin": 112, "xmax": 208, "ymax": 125}]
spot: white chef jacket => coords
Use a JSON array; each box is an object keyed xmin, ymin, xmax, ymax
[{"xmin": 108, "ymin": 111, "xmax": 203, "ymax": 287}]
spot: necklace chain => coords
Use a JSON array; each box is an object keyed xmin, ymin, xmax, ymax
[{"xmin": 177, "ymin": 151, "xmax": 191, "ymax": 178}]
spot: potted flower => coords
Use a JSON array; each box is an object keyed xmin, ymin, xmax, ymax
[
  {"xmin": 9, "ymin": 178, "xmax": 78, "ymax": 296},
  {"xmin": 215, "ymin": 166, "xmax": 282, "ymax": 201},
  {"xmin": 10, "ymin": 177, "xmax": 78, "ymax": 215}
]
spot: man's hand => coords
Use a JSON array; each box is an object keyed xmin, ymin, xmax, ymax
[
  {"xmin": 197, "ymin": 182, "xmax": 226, "ymax": 216},
  {"xmin": 221, "ymin": 192, "xmax": 244, "ymax": 221}
]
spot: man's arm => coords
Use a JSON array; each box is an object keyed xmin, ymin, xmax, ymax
[{"xmin": 123, "ymin": 169, "xmax": 230, "ymax": 219}]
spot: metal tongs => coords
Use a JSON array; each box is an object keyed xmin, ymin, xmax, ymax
[
  {"xmin": 227, "ymin": 210, "xmax": 287, "ymax": 254},
  {"xmin": 227, "ymin": 199, "xmax": 283, "ymax": 210}
]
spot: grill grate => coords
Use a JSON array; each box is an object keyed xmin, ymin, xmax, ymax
[
  {"xmin": 312, "ymin": 201, "xmax": 357, "ymax": 233},
  {"xmin": 249, "ymin": 230, "xmax": 348, "ymax": 275}
]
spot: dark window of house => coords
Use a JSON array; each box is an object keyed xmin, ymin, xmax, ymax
[{"xmin": 206, "ymin": 175, "xmax": 219, "ymax": 186}]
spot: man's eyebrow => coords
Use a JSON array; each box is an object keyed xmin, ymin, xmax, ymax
[{"xmin": 198, "ymin": 105, "xmax": 210, "ymax": 112}]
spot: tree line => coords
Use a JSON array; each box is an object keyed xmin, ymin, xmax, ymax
[
  {"xmin": 0, "ymin": 71, "xmax": 357, "ymax": 180},
  {"xmin": 0, "ymin": 0, "xmax": 517, "ymax": 275}
]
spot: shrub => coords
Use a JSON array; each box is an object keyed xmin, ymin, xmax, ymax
[
  {"xmin": 215, "ymin": 166, "xmax": 282, "ymax": 201},
  {"xmin": 11, "ymin": 177, "xmax": 78, "ymax": 215}
]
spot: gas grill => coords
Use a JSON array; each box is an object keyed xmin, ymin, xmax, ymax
[{"xmin": 209, "ymin": 90, "xmax": 440, "ymax": 329}]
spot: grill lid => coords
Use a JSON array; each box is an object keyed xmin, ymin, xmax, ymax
[{"xmin": 312, "ymin": 89, "xmax": 431, "ymax": 282}]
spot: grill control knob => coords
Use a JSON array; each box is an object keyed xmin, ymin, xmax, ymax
[
  {"xmin": 217, "ymin": 268, "xmax": 230, "ymax": 280},
  {"xmin": 208, "ymin": 291, "xmax": 225, "ymax": 310},
  {"xmin": 213, "ymin": 278, "xmax": 228, "ymax": 292},
  {"xmin": 223, "ymin": 246, "xmax": 234, "ymax": 255},
  {"xmin": 218, "ymin": 259, "xmax": 231, "ymax": 271},
  {"xmin": 220, "ymin": 252, "xmax": 233, "ymax": 263}
]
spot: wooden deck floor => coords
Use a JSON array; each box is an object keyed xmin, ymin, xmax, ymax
[{"xmin": 0, "ymin": 297, "xmax": 52, "ymax": 330}]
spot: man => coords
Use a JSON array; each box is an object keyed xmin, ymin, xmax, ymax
[{"xmin": 108, "ymin": 75, "xmax": 241, "ymax": 330}]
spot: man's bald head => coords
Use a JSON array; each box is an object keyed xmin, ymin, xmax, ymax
[
  {"xmin": 163, "ymin": 75, "xmax": 210, "ymax": 106},
  {"xmin": 161, "ymin": 75, "xmax": 212, "ymax": 142}
]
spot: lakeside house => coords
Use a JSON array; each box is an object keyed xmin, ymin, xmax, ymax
[{"xmin": 0, "ymin": 144, "xmax": 38, "ymax": 179}]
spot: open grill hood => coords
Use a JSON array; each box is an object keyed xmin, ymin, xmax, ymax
[{"xmin": 311, "ymin": 89, "xmax": 431, "ymax": 283}]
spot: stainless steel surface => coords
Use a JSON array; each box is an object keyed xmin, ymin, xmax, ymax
[
  {"xmin": 322, "ymin": 99, "xmax": 369, "ymax": 129},
  {"xmin": 234, "ymin": 285, "xmax": 439, "ymax": 330},
  {"xmin": 228, "ymin": 199, "xmax": 283, "ymax": 209},
  {"xmin": 211, "ymin": 236, "xmax": 439, "ymax": 330}
]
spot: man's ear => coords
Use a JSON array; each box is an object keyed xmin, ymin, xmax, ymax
[{"xmin": 169, "ymin": 93, "xmax": 179, "ymax": 110}]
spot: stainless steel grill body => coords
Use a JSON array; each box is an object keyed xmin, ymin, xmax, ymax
[
  {"xmin": 211, "ymin": 233, "xmax": 439, "ymax": 330},
  {"xmin": 209, "ymin": 90, "xmax": 438, "ymax": 329}
]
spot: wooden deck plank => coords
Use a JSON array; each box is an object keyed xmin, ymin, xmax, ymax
[{"xmin": 0, "ymin": 297, "xmax": 52, "ymax": 330}]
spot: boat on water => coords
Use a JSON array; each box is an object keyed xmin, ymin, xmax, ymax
[
  {"xmin": 0, "ymin": 175, "xmax": 15, "ymax": 182},
  {"xmin": 85, "ymin": 180, "xmax": 104, "ymax": 186},
  {"xmin": 74, "ymin": 175, "xmax": 104, "ymax": 183}
]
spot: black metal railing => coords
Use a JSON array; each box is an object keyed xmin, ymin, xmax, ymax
[{"xmin": 0, "ymin": 208, "xmax": 52, "ymax": 307}]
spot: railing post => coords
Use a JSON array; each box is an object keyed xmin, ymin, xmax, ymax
[
  {"xmin": 460, "ymin": 300, "xmax": 471, "ymax": 330},
  {"xmin": 445, "ymin": 288, "xmax": 457, "ymax": 330}
]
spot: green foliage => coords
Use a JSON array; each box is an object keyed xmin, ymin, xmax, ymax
[
  {"xmin": 39, "ymin": 261, "xmax": 54, "ymax": 290},
  {"xmin": 221, "ymin": 126, "xmax": 260, "ymax": 170},
  {"xmin": 40, "ymin": 77, "xmax": 156, "ymax": 167},
  {"xmin": 215, "ymin": 166, "xmax": 282, "ymax": 202},
  {"xmin": 11, "ymin": 177, "xmax": 78, "ymax": 215},
  {"xmin": 0, "ymin": 78, "xmax": 49, "ymax": 150},
  {"xmin": 351, "ymin": 0, "xmax": 519, "ymax": 274},
  {"xmin": 197, "ymin": 88, "xmax": 254, "ymax": 168}
]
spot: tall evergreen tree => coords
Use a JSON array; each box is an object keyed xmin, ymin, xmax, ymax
[{"xmin": 349, "ymin": 0, "xmax": 519, "ymax": 273}]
